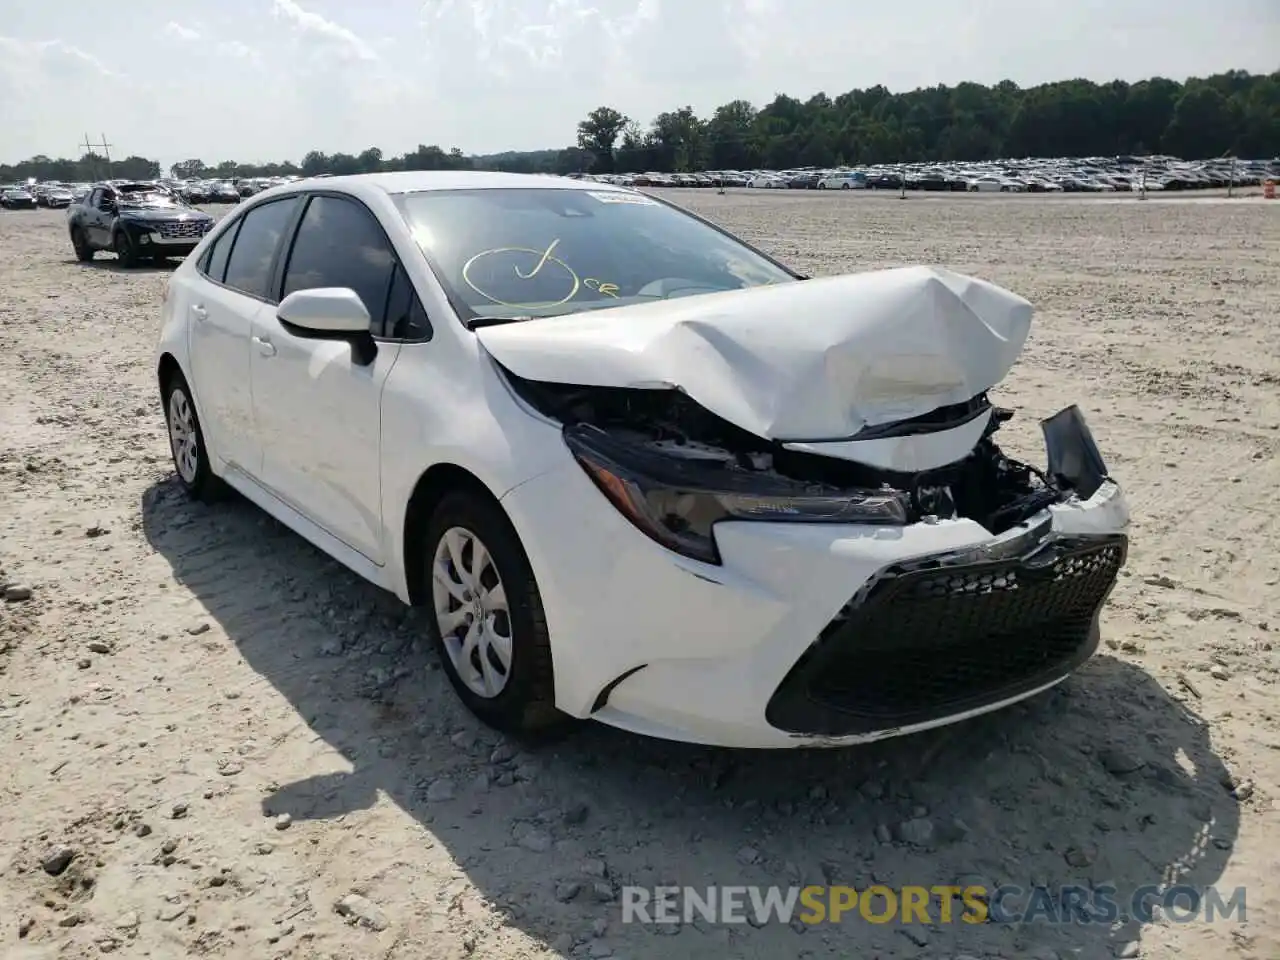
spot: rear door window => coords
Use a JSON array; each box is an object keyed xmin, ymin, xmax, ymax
[{"xmin": 222, "ymin": 196, "xmax": 301, "ymax": 300}]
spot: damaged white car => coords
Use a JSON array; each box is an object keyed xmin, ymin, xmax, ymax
[{"xmin": 155, "ymin": 171, "xmax": 1129, "ymax": 749}]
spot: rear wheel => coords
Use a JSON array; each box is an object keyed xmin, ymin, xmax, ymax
[
  {"xmin": 71, "ymin": 226, "xmax": 93, "ymax": 262},
  {"xmin": 163, "ymin": 371, "xmax": 223, "ymax": 501},
  {"xmin": 424, "ymin": 491, "xmax": 567, "ymax": 738}
]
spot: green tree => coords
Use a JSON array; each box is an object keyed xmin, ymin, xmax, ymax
[
  {"xmin": 3, "ymin": 70, "xmax": 1277, "ymax": 185},
  {"xmin": 1164, "ymin": 84, "xmax": 1242, "ymax": 157},
  {"xmin": 576, "ymin": 106, "xmax": 629, "ymax": 173},
  {"xmin": 170, "ymin": 159, "xmax": 207, "ymax": 180}
]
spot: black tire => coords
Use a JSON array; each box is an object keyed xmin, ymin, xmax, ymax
[
  {"xmin": 114, "ymin": 229, "xmax": 139, "ymax": 268},
  {"xmin": 71, "ymin": 226, "xmax": 93, "ymax": 262},
  {"xmin": 162, "ymin": 371, "xmax": 223, "ymax": 502},
  {"xmin": 423, "ymin": 490, "xmax": 567, "ymax": 739}
]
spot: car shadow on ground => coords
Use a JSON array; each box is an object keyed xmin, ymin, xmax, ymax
[
  {"xmin": 65, "ymin": 258, "xmax": 180, "ymax": 273},
  {"xmin": 140, "ymin": 477, "xmax": 1241, "ymax": 959}
]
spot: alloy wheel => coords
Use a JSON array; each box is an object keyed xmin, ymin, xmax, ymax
[
  {"xmin": 167, "ymin": 388, "xmax": 199, "ymax": 484},
  {"xmin": 432, "ymin": 527, "xmax": 513, "ymax": 698}
]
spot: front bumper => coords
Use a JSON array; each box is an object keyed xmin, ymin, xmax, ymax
[
  {"xmin": 763, "ymin": 526, "xmax": 1126, "ymax": 738},
  {"xmin": 124, "ymin": 220, "xmax": 211, "ymax": 256},
  {"xmin": 500, "ymin": 425, "xmax": 1130, "ymax": 749}
]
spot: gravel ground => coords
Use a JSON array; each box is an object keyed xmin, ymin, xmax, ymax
[{"xmin": 1, "ymin": 190, "xmax": 1278, "ymax": 960}]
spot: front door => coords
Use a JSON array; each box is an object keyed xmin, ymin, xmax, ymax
[
  {"xmin": 249, "ymin": 193, "xmax": 403, "ymax": 564},
  {"xmin": 86, "ymin": 188, "xmax": 114, "ymax": 247}
]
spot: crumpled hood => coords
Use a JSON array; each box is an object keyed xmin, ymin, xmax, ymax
[{"xmin": 477, "ymin": 265, "xmax": 1033, "ymax": 441}]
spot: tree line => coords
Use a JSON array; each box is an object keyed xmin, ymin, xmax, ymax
[{"xmin": 2, "ymin": 70, "xmax": 1276, "ymax": 184}]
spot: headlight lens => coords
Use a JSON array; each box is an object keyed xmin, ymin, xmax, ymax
[{"xmin": 564, "ymin": 424, "xmax": 908, "ymax": 564}]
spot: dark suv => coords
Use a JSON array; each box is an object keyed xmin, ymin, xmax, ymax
[{"xmin": 67, "ymin": 182, "xmax": 215, "ymax": 266}]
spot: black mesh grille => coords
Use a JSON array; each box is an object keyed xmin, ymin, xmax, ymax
[
  {"xmin": 157, "ymin": 220, "xmax": 207, "ymax": 240},
  {"xmin": 765, "ymin": 535, "xmax": 1127, "ymax": 736}
]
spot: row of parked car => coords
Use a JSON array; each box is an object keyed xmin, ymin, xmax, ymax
[
  {"xmin": 172, "ymin": 176, "xmax": 298, "ymax": 204},
  {"xmin": 1, "ymin": 174, "xmax": 302, "ymax": 212},
  {"xmin": 1, "ymin": 182, "xmax": 84, "ymax": 209},
  {"xmin": 583, "ymin": 155, "xmax": 1280, "ymax": 194}
]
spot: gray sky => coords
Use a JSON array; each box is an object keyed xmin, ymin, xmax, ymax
[{"xmin": 1, "ymin": 0, "xmax": 1277, "ymax": 168}]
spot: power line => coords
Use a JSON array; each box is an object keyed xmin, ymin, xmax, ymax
[{"xmin": 81, "ymin": 133, "xmax": 113, "ymax": 179}]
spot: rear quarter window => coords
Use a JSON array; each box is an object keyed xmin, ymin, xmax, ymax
[{"xmin": 200, "ymin": 219, "xmax": 240, "ymax": 284}]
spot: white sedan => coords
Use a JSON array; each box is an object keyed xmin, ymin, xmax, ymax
[
  {"xmin": 817, "ymin": 174, "xmax": 864, "ymax": 189},
  {"xmin": 155, "ymin": 171, "xmax": 1130, "ymax": 749}
]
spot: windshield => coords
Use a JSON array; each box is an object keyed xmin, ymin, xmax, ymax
[{"xmin": 396, "ymin": 187, "xmax": 796, "ymax": 321}]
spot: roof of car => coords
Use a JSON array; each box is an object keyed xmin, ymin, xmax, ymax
[{"xmin": 283, "ymin": 170, "xmax": 626, "ymax": 196}]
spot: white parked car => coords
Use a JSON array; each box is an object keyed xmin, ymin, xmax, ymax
[
  {"xmin": 817, "ymin": 174, "xmax": 864, "ymax": 189},
  {"xmin": 155, "ymin": 171, "xmax": 1130, "ymax": 749},
  {"xmin": 968, "ymin": 176, "xmax": 1021, "ymax": 192}
]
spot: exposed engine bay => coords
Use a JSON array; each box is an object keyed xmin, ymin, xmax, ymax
[{"xmin": 505, "ymin": 370, "xmax": 1076, "ymax": 536}]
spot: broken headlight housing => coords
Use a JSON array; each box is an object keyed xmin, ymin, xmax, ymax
[{"xmin": 563, "ymin": 423, "xmax": 909, "ymax": 564}]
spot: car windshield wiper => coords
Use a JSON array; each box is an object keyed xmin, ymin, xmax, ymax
[{"xmin": 466, "ymin": 315, "xmax": 536, "ymax": 330}]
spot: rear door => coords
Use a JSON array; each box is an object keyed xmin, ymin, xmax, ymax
[{"xmin": 187, "ymin": 195, "xmax": 302, "ymax": 476}]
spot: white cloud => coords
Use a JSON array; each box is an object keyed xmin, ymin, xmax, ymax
[
  {"xmin": 4, "ymin": 1, "xmax": 1279, "ymax": 167},
  {"xmin": 422, "ymin": 0, "xmax": 660, "ymax": 77},
  {"xmin": 0, "ymin": 36, "xmax": 120, "ymax": 82},
  {"xmin": 162, "ymin": 21, "xmax": 201, "ymax": 42},
  {"xmin": 217, "ymin": 40, "xmax": 261, "ymax": 63},
  {"xmin": 724, "ymin": 0, "xmax": 784, "ymax": 62},
  {"xmin": 271, "ymin": 0, "xmax": 378, "ymax": 61}
]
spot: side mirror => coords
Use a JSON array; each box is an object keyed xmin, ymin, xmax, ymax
[{"xmin": 276, "ymin": 287, "xmax": 377, "ymax": 365}]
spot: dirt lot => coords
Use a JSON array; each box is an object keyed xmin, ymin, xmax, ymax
[{"xmin": 1, "ymin": 190, "xmax": 1278, "ymax": 960}]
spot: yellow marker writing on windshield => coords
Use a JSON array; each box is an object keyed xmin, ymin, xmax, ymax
[
  {"xmin": 463, "ymin": 245, "xmax": 580, "ymax": 308},
  {"xmin": 514, "ymin": 238, "xmax": 561, "ymax": 280},
  {"xmin": 584, "ymin": 278, "xmax": 620, "ymax": 298}
]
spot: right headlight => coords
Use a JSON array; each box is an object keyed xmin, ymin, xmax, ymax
[{"xmin": 563, "ymin": 423, "xmax": 909, "ymax": 565}]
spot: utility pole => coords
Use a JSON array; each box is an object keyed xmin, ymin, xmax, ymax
[{"xmin": 81, "ymin": 133, "xmax": 114, "ymax": 180}]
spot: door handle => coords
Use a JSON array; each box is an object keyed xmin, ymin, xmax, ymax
[
  {"xmin": 252, "ymin": 335, "xmax": 276, "ymax": 357},
  {"xmin": 191, "ymin": 304, "xmax": 208, "ymax": 321}
]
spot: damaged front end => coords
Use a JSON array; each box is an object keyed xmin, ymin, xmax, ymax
[{"xmin": 506, "ymin": 370, "xmax": 1122, "ymax": 566}]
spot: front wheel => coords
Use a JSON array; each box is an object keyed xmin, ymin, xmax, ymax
[
  {"xmin": 114, "ymin": 230, "xmax": 139, "ymax": 268},
  {"xmin": 163, "ymin": 372, "xmax": 222, "ymax": 501},
  {"xmin": 425, "ymin": 491, "xmax": 566, "ymax": 738}
]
